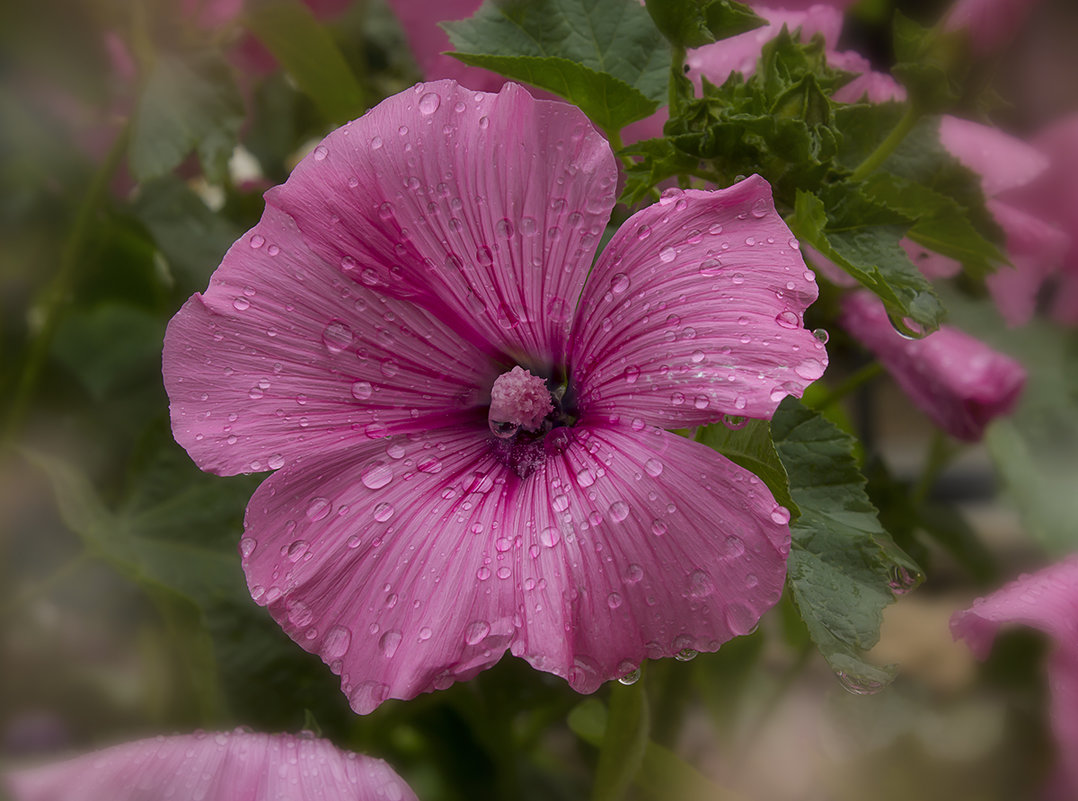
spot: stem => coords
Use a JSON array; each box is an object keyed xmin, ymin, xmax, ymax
[
  {"xmin": 850, "ymin": 103, "xmax": 921, "ymax": 183},
  {"xmin": 911, "ymin": 430, "xmax": 954, "ymax": 506},
  {"xmin": 668, "ymin": 44, "xmax": 687, "ymax": 119},
  {"xmin": 813, "ymin": 362, "xmax": 884, "ymax": 410},
  {"xmin": 2, "ymin": 125, "xmax": 130, "ymax": 442},
  {"xmin": 593, "ymin": 677, "xmax": 650, "ymax": 801},
  {"xmin": 0, "ymin": 552, "xmax": 90, "ymax": 619}
]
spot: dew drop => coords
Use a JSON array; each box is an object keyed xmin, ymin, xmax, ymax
[
  {"xmin": 609, "ymin": 501, "xmax": 630, "ymax": 522},
  {"xmin": 249, "ymin": 234, "xmax": 265, "ymax": 249},
  {"xmin": 610, "ymin": 272, "xmax": 630, "ymax": 295},
  {"xmin": 313, "ymin": 145, "xmax": 328, "ymax": 161},
  {"xmin": 689, "ymin": 569, "xmax": 714, "ymax": 598},
  {"xmin": 539, "ymin": 527, "xmax": 561, "ymax": 547},
  {"xmin": 464, "ymin": 620, "xmax": 490, "ymax": 645},
  {"xmin": 607, "ymin": 592, "xmax": 623, "ymax": 609},
  {"xmin": 644, "ymin": 458, "xmax": 663, "ymax": 477},
  {"xmin": 323, "ymin": 625, "xmax": 352, "ymax": 659},
  {"xmin": 770, "ymin": 505, "xmax": 791, "ymax": 525},
  {"xmin": 794, "ymin": 358, "xmax": 826, "ymax": 380},
  {"xmin": 418, "ymin": 91, "xmax": 441, "ymax": 114},
  {"xmin": 813, "ymin": 328, "xmax": 829, "ymax": 344},
  {"xmin": 351, "ymin": 381, "xmax": 373, "ymax": 400},
  {"xmin": 659, "ymin": 246, "xmax": 677, "ymax": 263},
  {"xmin": 617, "ymin": 666, "xmax": 642, "ymax": 685},
  {"xmin": 268, "ymin": 453, "xmax": 285, "ymax": 470},
  {"xmin": 373, "ymin": 502, "xmax": 395, "ymax": 522},
  {"xmin": 546, "ymin": 297, "xmax": 571, "ymax": 322},
  {"xmin": 306, "ymin": 497, "xmax": 330, "ymax": 521},
  {"xmin": 379, "ymin": 630, "xmax": 402, "ymax": 658},
  {"xmin": 322, "ymin": 320, "xmax": 354, "ymax": 353},
  {"xmin": 775, "ymin": 310, "xmax": 800, "ymax": 329},
  {"xmin": 361, "ymin": 461, "xmax": 393, "ymax": 489}
]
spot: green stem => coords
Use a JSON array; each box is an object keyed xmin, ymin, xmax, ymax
[
  {"xmin": 1, "ymin": 552, "xmax": 90, "ymax": 619},
  {"xmin": 911, "ymin": 430, "xmax": 955, "ymax": 506},
  {"xmin": 668, "ymin": 44, "xmax": 687, "ymax": 119},
  {"xmin": 3, "ymin": 124, "xmax": 130, "ymax": 442},
  {"xmin": 593, "ymin": 676, "xmax": 650, "ymax": 801},
  {"xmin": 850, "ymin": 103, "xmax": 921, "ymax": 183},
  {"xmin": 813, "ymin": 362, "xmax": 885, "ymax": 410},
  {"xmin": 729, "ymin": 641, "xmax": 813, "ymax": 768}
]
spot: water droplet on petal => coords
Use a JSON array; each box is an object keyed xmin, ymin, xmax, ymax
[
  {"xmin": 813, "ymin": 328, "xmax": 829, "ymax": 343},
  {"xmin": 609, "ymin": 501, "xmax": 630, "ymax": 522},
  {"xmin": 546, "ymin": 297, "xmax": 571, "ymax": 322},
  {"xmin": 610, "ymin": 272, "xmax": 630, "ymax": 295},
  {"xmin": 268, "ymin": 453, "xmax": 284, "ymax": 470},
  {"xmin": 250, "ymin": 234, "xmax": 265, "ymax": 249},
  {"xmin": 306, "ymin": 497, "xmax": 330, "ymax": 521},
  {"xmin": 464, "ymin": 620, "xmax": 490, "ymax": 645},
  {"xmin": 540, "ymin": 527, "xmax": 561, "ymax": 547},
  {"xmin": 360, "ymin": 461, "xmax": 393, "ymax": 490},
  {"xmin": 689, "ymin": 569, "xmax": 714, "ymax": 598},
  {"xmin": 659, "ymin": 246, "xmax": 677, "ymax": 263},
  {"xmin": 644, "ymin": 458, "xmax": 663, "ymax": 477},
  {"xmin": 313, "ymin": 145, "xmax": 328, "ymax": 161},
  {"xmin": 322, "ymin": 320, "xmax": 354, "ymax": 353},
  {"xmin": 775, "ymin": 310, "xmax": 801, "ymax": 329},
  {"xmin": 323, "ymin": 625, "xmax": 351, "ymax": 659},
  {"xmin": 373, "ymin": 502, "xmax": 395, "ymax": 522},
  {"xmin": 352, "ymin": 381, "xmax": 373, "ymax": 400},
  {"xmin": 379, "ymin": 630, "xmax": 402, "ymax": 657},
  {"xmin": 794, "ymin": 358, "xmax": 826, "ymax": 380},
  {"xmin": 770, "ymin": 505, "xmax": 791, "ymax": 525},
  {"xmin": 607, "ymin": 592, "xmax": 623, "ymax": 609},
  {"xmin": 233, "ymin": 297, "xmax": 250, "ymax": 311},
  {"xmin": 418, "ymin": 91, "xmax": 441, "ymax": 114}
]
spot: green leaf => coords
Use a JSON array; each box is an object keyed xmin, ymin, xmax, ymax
[
  {"xmin": 773, "ymin": 398, "xmax": 923, "ymax": 694},
  {"xmin": 592, "ymin": 683, "xmax": 649, "ymax": 801},
  {"xmin": 890, "ymin": 11, "xmax": 964, "ymax": 112},
  {"xmin": 696, "ymin": 420, "xmax": 799, "ymax": 520},
  {"xmin": 789, "ymin": 187, "xmax": 945, "ymax": 334},
  {"xmin": 447, "ymin": 53, "xmax": 659, "ymax": 134},
  {"xmin": 243, "ymin": 0, "xmax": 366, "ymax": 124},
  {"xmin": 644, "ymin": 0, "xmax": 765, "ymax": 49},
  {"xmin": 51, "ymin": 303, "xmax": 166, "ymax": 401},
  {"xmin": 129, "ymin": 52, "xmax": 244, "ymax": 182},
  {"xmin": 131, "ymin": 176, "xmax": 242, "ymax": 293},
  {"xmin": 862, "ymin": 172, "xmax": 1004, "ymax": 278},
  {"xmin": 443, "ymin": 0, "xmax": 670, "ymax": 127}
]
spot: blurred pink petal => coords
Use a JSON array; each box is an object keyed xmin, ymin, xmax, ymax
[
  {"xmin": 386, "ymin": 0, "xmax": 505, "ymax": 92},
  {"xmin": 4, "ymin": 730, "xmax": 417, "ymax": 801},
  {"xmin": 944, "ymin": 0, "xmax": 1043, "ymax": 53},
  {"xmin": 572, "ymin": 180, "xmax": 824, "ymax": 429},
  {"xmin": 940, "ymin": 115, "xmax": 1049, "ymax": 198},
  {"xmin": 164, "ymin": 80, "xmax": 822, "ymax": 711},
  {"xmin": 827, "ymin": 48, "xmax": 906, "ymax": 103},
  {"xmin": 952, "ymin": 556, "xmax": 1078, "ymax": 798},
  {"xmin": 840, "ymin": 290, "xmax": 1026, "ymax": 441}
]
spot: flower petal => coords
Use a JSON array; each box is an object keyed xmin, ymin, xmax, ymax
[
  {"xmin": 241, "ymin": 427, "xmax": 523, "ymax": 713},
  {"xmin": 386, "ymin": 0, "xmax": 505, "ymax": 93},
  {"xmin": 163, "ymin": 205, "xmax": 496, "ymax": 476},
  {"xmin": 571, "ymin": 178, "xmax": 824, "ymax": 428},
  {"xmin": 840, "ymin": 290, "xmax": 1026, "ymax": 441},
  {"xmin": 3, "ymin": 730, "xmax": 417, "ymax": 801},
  {"xmin": 952, "ymin": 557, "xmax": 1078, "ymax": 798},
  {"xmin": 509, "ymin": 422, "xmax": 790, "ymax": 692},
  {"xmin": 940, "ymin": 115, "xmax": 1048, "ymax": 198},
  {"xmin": 268, "ymin": 80, "xmax": 618, "ymax": 368}
]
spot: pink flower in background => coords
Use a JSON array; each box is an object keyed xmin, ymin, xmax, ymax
[
  {"xmin": 386, "ymin": 0, "xmax": 504, "ymax": 92},
  {"xmin": 840, "ymin": 291, "xmax": 1026, "ymax": 441},
  {"xmin": 686, "ymin": 4, "xmax": 905, "ymax": 104},
  {"xmin": 3, "ymin": 730, "xmax": 417, "ymax": 801},
  {"xmin": 163, "ymin": 80, "xmax": 826, "ymax": 713},
  {"xmin": 952, "ymin": 556, "xmax": 1078, "ymax": 800},
  {"xmin": 944, "ymin": 0, "xmax": 1043, "ymax": 53},
  {"xmin": 910, "ymin": 115, "xmax": 1070, "ymax": 326}
]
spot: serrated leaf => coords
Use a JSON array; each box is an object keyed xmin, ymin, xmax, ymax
[
  {"xmin": 443, "ymin": 0, "xmax": 670, "ymax": 115},
  {"xmin": 243, "ymin": 0, "xmax": 366, "ymax": 124},
  {"xmin": 862, "ymin": 172, "xmax": 1004, "ymax": 277},
  {"xmin": 129, "ymin": 52, "xmax": 244, "ymax": 182},
  {"xmin": 644, "ymin": 0, "xmax": 765, "ymax": 49},
  {"xmin": 696, "ymin": 420, "xmax": 799, "ymax": 520},
  {"xmin": 448, "ymin": 53, "xmax": 659, "ymax": 134},
  {"xmin": 772, "ymin": 398, "xmax": 922, "ymax": 694},
  {"xmin": 789, "ymin": 187, "xmax": 945, "ymax": 334}
]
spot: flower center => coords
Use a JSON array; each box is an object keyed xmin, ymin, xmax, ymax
[{"xmin": 488, "ymin": 366, "xmax": 554, "ymax": 439}]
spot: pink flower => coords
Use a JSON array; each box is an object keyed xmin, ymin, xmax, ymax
[
  {"xmin": 386, "ymin": 0, "xmax": 504, "ymax": 92},
  {"xmin": 951, "ymin": 556, "xmax": 1078, "ymax": 800},
  {"xmin": 912, "ymin": 115, "xmax": 1070, "ymax": 326},
  {"xmin": 686, "ymin": 4, "xmax": 905, "ymax": 104},
  {"xmin": 163, "ymin": 80, "xmax": 825, "ymax": 713},
  {"xmin": 944, "ymin": 0, "xmax": 1043, "ymax": 53},
  {"xmin": 840, "ymin": 290, "xmax": 1026, "ymax": 441},
  {"xmin": 3, "ymin": 730, "xmax": 417, "ymax": 801}
]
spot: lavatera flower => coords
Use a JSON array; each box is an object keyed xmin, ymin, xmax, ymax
[{"xmin": 163, "ymin": 80, "xmax": 827, "ymax": 713}]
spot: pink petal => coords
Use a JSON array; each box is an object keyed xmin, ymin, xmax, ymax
[
  {"xmin": 571, "ymin": 178, "xmax": 825, "ymax": 429},
  {"xmin": 241, "ymin": 420, "xmax": 789, "ymax": 710},
  {"xmin": 1025, "ymin": 114, "xmax": 1078, "ymax": 275},
  {"xmin": 939, "ymin": 115, "xmax": 1049, "ymax": 198},
  {"xmin": 508, "ymin": 422, "xmax": 790, "ymax": 692},
  {"xmin": 386, "ymin": 0, "xmax": 505, "ymax": 93},
  {"xmin": 984, "ymin": 200, "xmax": 1069, "ymax": 327},
  {"xmin": 269, "ymin": 80, "xmax": 618, "ymax": 368},
  {"xmin": 900, "ymin": 237, "xmax": 962, "ymax": 280},
  {"xmin": 686, "ymin": 5, "xmax": 844, "ymax": 86},
  {"xmin": 4, "ymin": 730, "xmax": 417, "ymax": 801},
  {"xmin": 944, "ymin": 0, "xmax": 1042, "ymax": 53},
  {"xmin": 828, "ymin": 49, "xmax": 907, "ymax": 104},
  {"xmin": 241, "ymin": 427, "xmax": 522, "ymax": 713},
  {"xmin": 840, "ymin": 290, "xmax": 1026, "ymax": 441},
  {"xmin": 163, "ymin": 205, "xmax": 497, "ymax": 477},
  {"xmin": 951, "ymin": 556, "xmax": 1078, "ymax": 797}
]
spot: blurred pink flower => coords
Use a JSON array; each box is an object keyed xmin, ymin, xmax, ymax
[
  {"xmin": 3, "ymin": 730, "xmax": 417, "ymax": 801},
  {"xmin": 909, "ymin": 115, "xmax": 1070, "ymax": 326},
  {"xmin": 952, "ymin": 556, "xmax": 1078, "ymax": 800},
  {"xmin": 163, "ymin": 80, "xmax": 826, "ymax": 713},
  {"xmin": 840, "ymin": 290, "xmax": 1026, "ymax": 441},
  {"xmin": 944, "ymin": 0, "xmax": 1043, "ymax": 53},
  {"xmin": 686, "ymin": 4, "xmax": 905, "ymax": 104}
]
